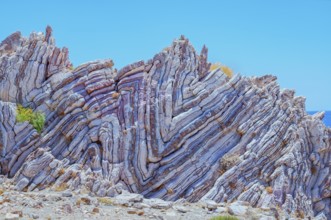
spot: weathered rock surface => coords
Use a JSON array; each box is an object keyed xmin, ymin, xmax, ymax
[{"xmin": 0, "ymin": 27, "xmax": 330, "ymax": 219}]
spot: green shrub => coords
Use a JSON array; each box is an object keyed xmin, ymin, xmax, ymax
[
  {"xmin": 210, "ymin": 216, "xmax": 239, "ymax": 220},
  {"xmin": 16, "ymin": 105, "xmax": 45, "ymax": 133}
]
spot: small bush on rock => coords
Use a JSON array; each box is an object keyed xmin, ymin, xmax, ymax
[
  {"xmin": 16, "ymin": 104, "xmax": 45, "ymax": 133},
  {"xmin": 221, "ymin": 66, "xmax": 233, "ymax": 78},
  {"xmin": 209, "ymin": 62, "xmax": 233, "ymax": 78}
]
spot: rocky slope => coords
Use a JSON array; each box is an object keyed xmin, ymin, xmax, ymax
[
  {"xmin": 0, "ymin": 27, "xmax": 330, "ymax": 219},
  {"xmin": 0, "ymin": 175, "xmax": 284, "ymax": 220}
]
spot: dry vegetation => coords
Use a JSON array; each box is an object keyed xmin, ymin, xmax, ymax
[{"xmin": 209, "ymin": 62, "xmax": 233, "ymax": 78}]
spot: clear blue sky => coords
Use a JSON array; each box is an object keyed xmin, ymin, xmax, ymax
[{"xmin": 1, "ymin": 0, "xmax": 330, "ymax": 110}]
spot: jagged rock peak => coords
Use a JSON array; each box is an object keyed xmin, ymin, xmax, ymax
[
  {"xmin": 0, "ymin": 27, "xmax": 330, "ymax": 220},
  {"xmin": 0, "ymin": 31, "xmax": 21, "ymax": 51},
  {"xmin": 0, "ymin": 26, "xmax": 71, "ymax": 104}
]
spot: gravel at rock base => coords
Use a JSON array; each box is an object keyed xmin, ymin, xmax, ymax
[{"xmin": 0, "ymin": 176, "xmax": 298, "ymax": 220}]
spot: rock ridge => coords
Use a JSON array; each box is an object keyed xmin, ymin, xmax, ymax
[{"xmin": 0, "ymin": 27, "xmax": 330, "ymax": 219}]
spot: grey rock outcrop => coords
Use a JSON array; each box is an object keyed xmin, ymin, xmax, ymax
[{"xmin": 0, "ymin": 27, "xmax": 330, "ymax": 219}]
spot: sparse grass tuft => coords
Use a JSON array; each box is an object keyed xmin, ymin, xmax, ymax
[
  {"xmin": 111, "ymin": 92, "xmax": 120, "ymax": 99},
  {"xmin": 266, "ymin": 186, "xmax": 273, "ymax": 194},
  {"xmin": 58, "ymin": 168, "xmax": 65, "ymax": 176},
  {"xmin": 209, "ymin": 62, "xmax": 222, "ymax": 72},
  {"xmin": 296, "ymin": 210, "xmax": 305, "ymax": 219},
  {"xmin": 97, "ymin": 197, "xmax": 113, "ymax": 205},
  {"xmin": 219, "ymin": 154, "xmax": 239, "ymax": 173},
  {"xmin": 167, "ymin": 188, "xmax": 174, "ymax": 195},
  {"xmin": 209, "ymin": 62, "xmax": 233, "ymax": 78},
  {"xmin": 210, "ymin": 215, "xmax": 239, "ymax": 220},
  {"xmin": 221, "ymin": 66, "xmax": 233, "ymax": 78},
  {"xmin": 54, "ymin": 183, "xmax": 68, "ymax": 192},
  {"xmin": 16, "ymin": 105, "xmax": 45, "ymax": 133}
]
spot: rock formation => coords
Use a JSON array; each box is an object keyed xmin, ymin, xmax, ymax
[{"xmin": 0, "ymin": 27, "xmax": 330, "ymax": 219}]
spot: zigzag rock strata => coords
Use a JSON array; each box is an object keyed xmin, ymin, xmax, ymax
[{"xmin": 0, "ymin": 27, "xmax": 330, "ymax": 219}]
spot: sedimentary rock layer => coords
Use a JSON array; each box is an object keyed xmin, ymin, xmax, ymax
[{"xmin": 0, "ymin": 27, "xmax": 330, "ymax": 219}]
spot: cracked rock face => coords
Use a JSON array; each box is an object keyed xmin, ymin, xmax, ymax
[{"xmin": 0, "ymin": 27, "xmax": 330, "ymax": 219}]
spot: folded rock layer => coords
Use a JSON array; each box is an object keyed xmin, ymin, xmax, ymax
[{"xmin": 0, "ymin": 27, "xmax": 330, "ymax": 219}]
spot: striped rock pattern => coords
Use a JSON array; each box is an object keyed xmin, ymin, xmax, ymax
[{"xmin": 0, "ymin": 27, "xmax": 330, "ymax": 219}]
